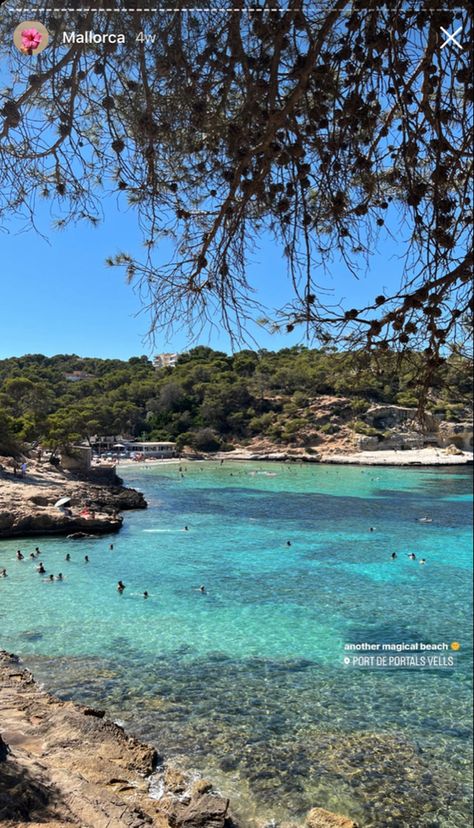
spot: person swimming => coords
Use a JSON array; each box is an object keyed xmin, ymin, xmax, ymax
[
  {"xmin": 0, "ymin": 568, "xmax": 7, "ymax": 577},
  {"xmin": 16, "ymin": 550, "xmax": 24, "ymax": 560},
  {"xmin": 286, "ymin": 541, "xmax": 292, "ymax": 547},
  {"xmin": 109, "ymin": 543, "xmax": 114, "ymax": 551},
  {"xmin": 35, "ymin": 547, "xmax": 41, "ymax": 555},
  {"xmin": 56, "ymin": 573, "xmax": 63, "ymax": 580},
  {"xmin": 37, "ymin": 562, "xmax": 46, "ymax": 574},
  {"xmin": 419, "ymin": 558, "xmax": 427, "ymax": 565},
  {"xmin": 84, "ymin": 555, "xmax": 89, "ymax": 563},
  {"xmin": 199, "ymin": 585, "xmax": 206, "ymax": 593},
  {"xmin": 46, "ymin": 574, "xmax": 54, "ymax": 582},
  {"xmin": 117, "ymin": 580, "xmax": 125, "ymax": 593},
  {"xmin": 29, "ymin": 552, "xmax": 35, "ymax": 560},
  {"xmin": 391, "ymin": 552, "xmax": 397, "ymax": 559},
  {"xmin": 408, "ymin": 553, "xmax": 416, "ymax": 560},
  {"xmin": 65, "ymin": 553, "xmax": 71, "ymax": 561},
  {"xmin": 369, "ymin": 527, "xmax": 376, "ymax": 532},
  {"xmin": 143, "ymin": 591, "xmax": 149, "ymax": 599}
]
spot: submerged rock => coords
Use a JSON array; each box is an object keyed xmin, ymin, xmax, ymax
[
  {"xmin": 67, "ymin": 531, "xmax": 97, "ymax": 539},
  {"xmin": 306, "ymin": 808, "xmax": 359, "ymax": 828}
]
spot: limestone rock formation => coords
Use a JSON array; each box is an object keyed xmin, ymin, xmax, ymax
[
  {"xmin": 0, "ymin": 458, "xmax": 146, "ymax": 539},
  {"xmin": 438, "ymin": 421, "xmax": 473, "ymax": 452}
]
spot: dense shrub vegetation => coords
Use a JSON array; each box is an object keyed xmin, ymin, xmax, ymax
[{"xmin": 0, "ymin": 347, "xmax": 471, "ymax": 455}]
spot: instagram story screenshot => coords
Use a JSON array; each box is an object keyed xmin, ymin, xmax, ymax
[{"xmin": 0, "ymin": 2, "xmax": 472, "ymax": 827}]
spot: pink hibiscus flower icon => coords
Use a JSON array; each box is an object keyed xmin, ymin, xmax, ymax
[{"xmin": 20, "ymin": 27, "xmax": 43, "ymax": 55}]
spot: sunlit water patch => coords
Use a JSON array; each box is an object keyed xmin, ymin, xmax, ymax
[{"xmin": 1, "ymin": 462, "xmax": 472, "ymax": 826}]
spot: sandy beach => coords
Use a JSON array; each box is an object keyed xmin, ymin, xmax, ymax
[
  {"xmin": 318, "ymin": 447, "xmax": 473, "ymax": 466},
  {"xmin": 114, "ymin": 447, "xmax": 473, "ymax": 468}
]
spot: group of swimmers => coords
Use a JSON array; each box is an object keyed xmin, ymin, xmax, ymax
[
  {"xmin": 16, "ymin": 546, "xmax": 41, "ymax": 561},
  {"xmin": 116, "ymin": 580, "xmax": 206, "ymax": 596},
  {"xmin": 5, "ymin": 540, "xmax": 208, "ymax": 599},
  {"xmin": 0, "ymin": 548, "xmax": 65, "ymax": 581},
  {"xmin": 391, "ymin": 551, "xmax": 427, "ymax": 565}
]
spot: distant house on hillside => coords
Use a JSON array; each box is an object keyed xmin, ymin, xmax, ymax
[
  {"xmin": 153, "ymin": 353, "xmax": 178, "ymax": 369},
  {"xmin": 64, "ymin": 370, "xmax": 94, "ymax": 382}
]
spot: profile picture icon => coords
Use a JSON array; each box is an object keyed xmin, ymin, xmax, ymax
[{"xmin": 13, "ymin": 20, "xmax": 49, "ymax": 56}]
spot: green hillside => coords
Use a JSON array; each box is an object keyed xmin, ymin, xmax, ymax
[{"xmin": 0, "ymin": 347, "xmax": 471, "ymax": 456}]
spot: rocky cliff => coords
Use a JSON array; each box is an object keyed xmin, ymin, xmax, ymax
[{"xmin": 0, "ymin": 458, "xmax": 146, "ymax": 539}]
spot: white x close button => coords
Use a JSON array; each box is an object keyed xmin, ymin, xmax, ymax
[{"xmin": 440, "ymin": 26, "xmax": 463, "ymax": 50}]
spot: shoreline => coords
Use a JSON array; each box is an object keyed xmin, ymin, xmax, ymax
[
  {"xmin": 113, "ymin": 446, "xmax": 473, "ymax": 469},
  {"xmin": 0, "ymin": 651, "xmax": 357, "ymax": 828},
  {"xmin": 0, "ymin": 448, "xmax": 470, "ymax": 542}
]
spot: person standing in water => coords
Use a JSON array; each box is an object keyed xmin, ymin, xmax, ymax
[{"xmin": 117, "ymin": 580, "xmax": 125, "ymax": 593}]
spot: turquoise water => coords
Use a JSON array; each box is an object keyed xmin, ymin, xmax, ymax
[{"xmin": 0, "ymin": 462, "xmax": 472, "ymax": 827}]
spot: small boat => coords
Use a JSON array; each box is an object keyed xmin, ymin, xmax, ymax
[{"xmin": 417, "ymin": 516, "xmax": 433, "ymax": 523}]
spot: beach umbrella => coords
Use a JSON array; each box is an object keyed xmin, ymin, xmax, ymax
[{"xmin": 54, "ymin": 496, "xmax": 71, "ymax": 508}]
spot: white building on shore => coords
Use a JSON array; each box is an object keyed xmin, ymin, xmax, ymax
[
  {"xmin": 122, "ymin": 441, "xmax": 177, "ymax": 458},
  {"xmin": 87, "ymin": 436, "xmax": 178, "ymax": 458}
]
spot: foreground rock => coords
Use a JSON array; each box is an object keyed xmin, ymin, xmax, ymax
[
  {"xmin": 0, "ymin": 458, "xmax": 146, "ymax": 539},
  {"xmin": 0, "ymin": 651, "xmax": 236, "ymax": 828}
]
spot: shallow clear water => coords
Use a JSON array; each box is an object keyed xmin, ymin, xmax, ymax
[{"xmin": 1, "ymin": 462, "xmax": 472, "ymax": 827}]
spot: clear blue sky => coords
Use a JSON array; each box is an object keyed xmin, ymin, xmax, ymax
[
  {"xmin": 0, "ymin": 191, "xmax": 404, "ymax": 361},
  {"xmin": 0, "ymin": 8, "xmax": 407, "ymax": 362}
]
